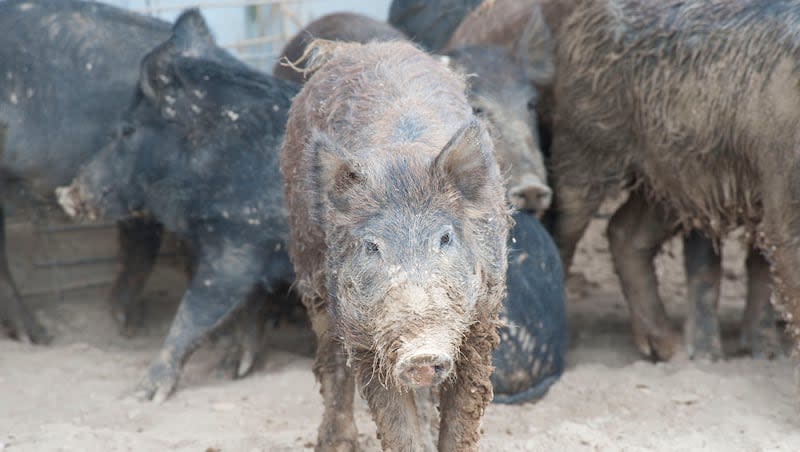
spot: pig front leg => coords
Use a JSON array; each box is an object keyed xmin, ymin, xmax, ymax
[
  {"xmin": 109, "ymin": 217, "xmax": 163, "ymax": 337},
  {"xmin": 215, "ymin": 288, "xmax": 268, "ymax": 379},
  {"xmin": 760, "ymin": 172, "xmax": 800, "ymax": 361},
  {"xmin": 683, "ymin": 231, "xmax": 724, "ymax": 360},
  {"xmin": 740, "ymin": 247, "xmax": 781, "ymax": 358},
  {"xmin": 356, "ymin": 362, "xmax": 437, "ymax": 452},
  {"xmin": 606, "ymin": 190, "xmax": 677, "ymax": 361},
  {"xmin": 135, "ymin": 251, "xmax": 257, "ymax": 402},
  {"xmin": 0, "ymin": 206, "xmax": 51, "ymax": 344},
  {"xmin": 438, "ymin": 318, "xmax": 498, "ymax": 452},
  {"xmin": 303, "ymin": 295, "xmax": 358, "ymax": 452}
]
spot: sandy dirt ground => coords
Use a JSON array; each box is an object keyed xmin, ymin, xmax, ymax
[{"xmin": 3, "ymin": 201, "xmax": 800, "ymax": 452}]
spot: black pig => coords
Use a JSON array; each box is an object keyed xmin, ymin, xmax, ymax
[{"xmin": 58, "ymin": 27, "xmax": 299, "ymax": 402}]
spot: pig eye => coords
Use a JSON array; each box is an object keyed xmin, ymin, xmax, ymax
[
  {"xmin": 364, "ymin": 240, "xmax": 380, "ymax": 255},
  {"xmin": 440, "ymin": 232, "xmax": 452, "ymax": 247},
  {"xmin": 526, "ymin": 98, "xmax": 537, "ymax": 112},
  {"xmin": 472, "ymin": 106, "xmax": 484, "ymax": 116},
  {"xmin": 120, "ymin": 123, "xmax": 136, "ymax": 137}
]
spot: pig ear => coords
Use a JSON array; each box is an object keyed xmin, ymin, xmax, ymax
[
  {"xmin": 433, "ymin": 119, "xmax": 499, "ymax": 205},
  {"xmin": 139, "ymin": 10, "xmax": 216, "ymax": 104},
  {"xmin": 171, "ymin": 9, "xmax": 217, "ymax": 56},
  {"xmin": 307, "ymin": 131, "xmax": 366, "ymax": 216},
  {"xmin": 513, "ymin": 5, "xmax": 555, "ymax": 86}
]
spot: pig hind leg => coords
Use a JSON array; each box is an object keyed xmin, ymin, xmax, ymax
[
  {"xmin": 135, "ymin": 256, "xmax": 257, "ymax": 402},
  {"xmin": 304, "ymin": 294, "xmax": 358, "ymax": 451},
  {"xmin": 683, "ymin": 231, "xmax": 724, "ymax": 360},
  {"xmin": 215, "ymin": 287, "xmax": 268, "ymax": 379},
  {"xmin": 607, "ymin": 189, "xmax": 677, "ymax": 361},
  {"xmin": 0, "ymin": 205, "xmax": 50, "ymax": 344},
  {"xmin": 740, "ymin": 247, "xmax": 782, "ymax": 358},
  {"xmin": 108, "ymin": 217, "xmax": 163, "ymax": 337}
]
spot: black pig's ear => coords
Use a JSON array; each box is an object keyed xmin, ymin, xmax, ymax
[
  {"xmin": 513, "ymin": 4, "xmax": 554, "ymax": 86},
  {"xmin": 306, "ymin": 131, "xmax": 366, "ymax": 218},
  {"xmin": 139, "ymin": 9, "xmax": 216, "ymax": 103},
  {"xmin": 172, "ymin": 9, "xmax": 216, "ymax": 56},
  {"xmin": 433, "ymin": 119, "xmax": 498, "ymax": 205}
]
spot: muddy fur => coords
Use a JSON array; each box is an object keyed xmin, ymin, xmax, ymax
[
  {"xmin": 551, "ymin": 0, "xmax": 800, "ymax": 349},
  {"xmin": 272, "ymin": 12, "xmax": 406, "ymax": 84},
  {"xmin": 281, "ymin": 40, "xmax": 508, "ymax": 451}
]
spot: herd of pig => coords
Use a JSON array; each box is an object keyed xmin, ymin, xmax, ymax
[{"xmin": 1, "ymin": 0, "xmax": 799, "ymax": 450}]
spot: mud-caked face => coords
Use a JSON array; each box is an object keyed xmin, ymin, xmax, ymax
[
  {"xmin": 343, "ymin": 212, "xmax": 478, "ymax": 306},
  {"xmin": 335, "ymin": 209, "xmax": 480, "ymax": 388},
  {"xmin": 312, "ymin": 120, "xmax": 504, "ymax": 390}
]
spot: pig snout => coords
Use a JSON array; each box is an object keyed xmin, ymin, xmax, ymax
[
  {"xmin": 508, "ymin": 174, "xmax": 552, "ymax": 213},
  {"xmin": 55, "ymin": 182, "xmax": 97, "ymax": 221},
  {"xmin": 395, "ymin": 352, "xmax": 453, "ymax": 388}
]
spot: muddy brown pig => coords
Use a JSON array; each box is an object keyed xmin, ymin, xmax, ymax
[
  {"xmin": 450, "ymin": 0, "xmax": 779, "ymax": 361},
  {"xmin": 281, "ymin": 40, "xmax": 509, "ymax": 451},
  {"xmin": 550, "ymin": 0, "xmax": 800, "ymax": 359},
  {"xmin": 276, "ymin": 12, "xmax": 551, "ymax": 213},
  {"xmin": 449, "ymin": 0, "xmax": 780, "ymax": 359}
]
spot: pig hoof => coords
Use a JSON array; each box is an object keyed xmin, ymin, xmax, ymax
[
  {"xmin": 23, "ymin": 322, "xmax": 53, "ymax": 345},
  {"xmin": 740, "ymin": 327, "xmax": 783, "ymax": 359},
  {"xmin": 236, "ymin": 348, "xmax": 256, "ymax": 378},
  {"xmin": 685, "ymin": 321, "xmax": 724, "ymax": 361},
  {"xmin": 633, "ymin": 328, "xmax": 676, "ymax": 361},
  {"xmin": 215, "ymin": 343, "xmax": 257, "ymax": 380},
  {"xmin": 110, "ymin": 302, "xmax": 145, "ymax": 338},
  {"xmin": 135, "ymin": 362, "xmax": 179, "ymax": 403},
  {"xmin": 687, "ymin": 340, "xmax": 724, "ymax": 361},
  {"xmin": 315, "ymin": 439, "xmax": 358, "ymax": 452},
  {"xmin": 1, "ymin": 310, "xmax": 52, "ymax": 345}
]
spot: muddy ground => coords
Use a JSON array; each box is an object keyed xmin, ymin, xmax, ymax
[{"xmin": 2, "ymin": 200, "xmax": 800, "ymax": 451}]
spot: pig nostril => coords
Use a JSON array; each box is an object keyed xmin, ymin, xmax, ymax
[
  {"xmin": 509, "ymin": 183, "xmax": 552, "ymax": 212},
  {"xmin": 396, "ymin": 354, "xmax": 453, "ymax": 388}
]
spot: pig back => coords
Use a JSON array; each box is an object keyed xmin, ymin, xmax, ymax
[{"xmin": 554, "ymin": 0, "xmax": 800, "ymax": 236}]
